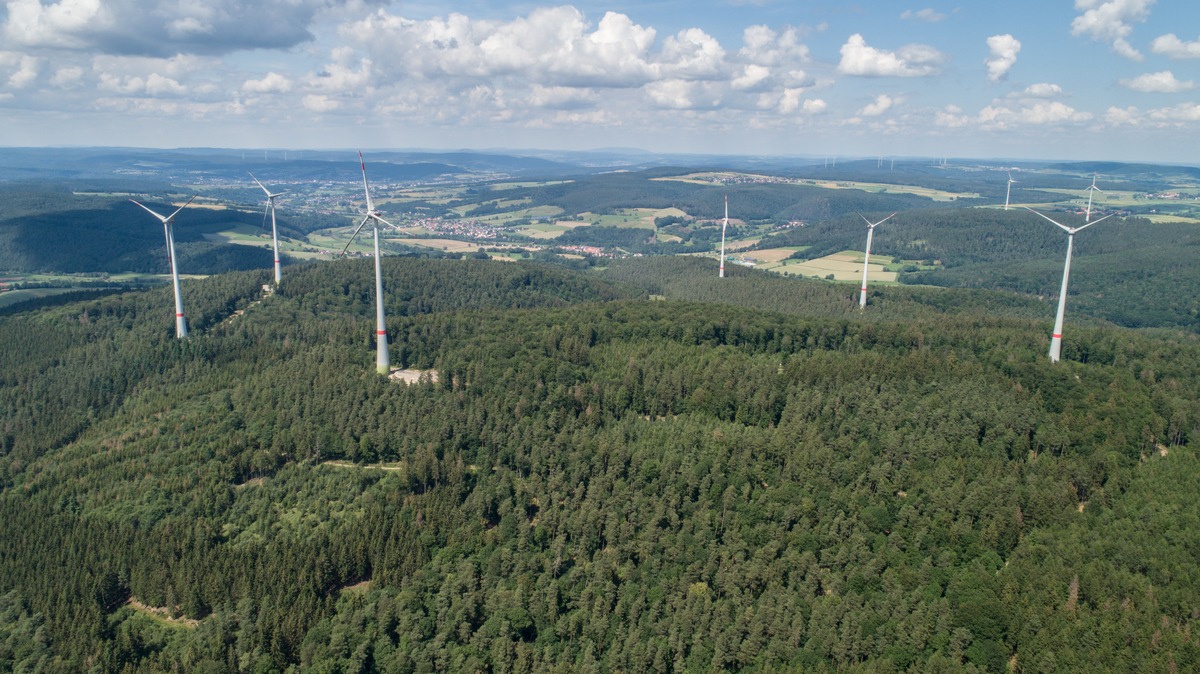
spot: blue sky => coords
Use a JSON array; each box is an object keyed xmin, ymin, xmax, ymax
[{"xmin": 1, "ymin": 0, "xmax": 1198, "ymax": 163}]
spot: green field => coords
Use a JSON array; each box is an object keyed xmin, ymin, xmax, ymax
[{"xmin": 0, "ymin": 287, "xmax": 88, "ymax": 308}]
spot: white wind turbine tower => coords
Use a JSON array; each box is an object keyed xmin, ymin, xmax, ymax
[
  {"xmin": 1005, "ymin": 172, "xmax": 1019, "ymax": 210},
  {"xmin": 249, "ymin": 172, "xmax": 285, "ymax": 285},
  {"xmin": 858, "ymin": 212, "xmax": 896, "ymax": 308},
  {"xmin": 719, "ymin": 195, "xmax": 729, "ymax": 278},
  {"xmin": 1025, "ymin": 207, "xmax": 1114, "ymax": 363},
  {"xmin": 130, "ymin": 195, "xmax": 197, "ymax": 338},
  {"xmin": 1084, "ymin": 174, "xmax": 1103, "ymax": 222},
  {"xmin": 341, "ymin": 151, "xmax": 395, "ymax": 375}
]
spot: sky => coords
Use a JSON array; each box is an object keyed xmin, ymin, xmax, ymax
[{"xmin": 1, "ymin": 0, "xmax": 1199, "ymax": 163}]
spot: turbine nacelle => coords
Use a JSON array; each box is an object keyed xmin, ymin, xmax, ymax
[
  {"xmin": 129, "ymin": 195, "xmax": 197, "ymax": 224},
  {"xmin": 858, "ymin": 212, "xmax": 896, "ymax": 229}
]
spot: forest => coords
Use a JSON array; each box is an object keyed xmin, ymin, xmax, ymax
[
  {"xmin": 2, "ymin": 256, "xmax": 1199, "ymax": 672},
  {"xmin": 0, "ymin": 185, "xmax": 287, "ymax": 275},
  {"xmin": 754, "ymin": 207, "xmax": 1200, "ymax": 332}
]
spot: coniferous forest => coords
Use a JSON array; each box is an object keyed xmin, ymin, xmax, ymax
[{"xmin": 2, "ymin": 257, "xmax": 1200, "ymax": 672}]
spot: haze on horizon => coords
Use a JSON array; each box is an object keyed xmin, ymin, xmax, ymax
[{"xmin": 1, "ymin": 0, "xmax": 1198, "ymax": 164}]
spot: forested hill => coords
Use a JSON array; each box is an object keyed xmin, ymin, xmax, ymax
[
  {"xmin": 525, "ymin": 169, "xmax": 948, "ymax": 221},
  {"xmin": 0, "ymin": 186, "xmax": 282, "ymax": 274},
  {"xmin": 597, "ymin": 256, "xmax": 1057, "ymax": 323},
  {"xmin": 2, "ymin": 258, "xmax": 1200, "ymax": 672},
  {"xmin": 754, "ymin": 207, "xmax": 1200, "ymax": 332}
]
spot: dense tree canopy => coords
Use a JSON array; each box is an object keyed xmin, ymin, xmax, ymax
[{"xmin": 2, "ymin": 257, "xmax": 1199, "ymax": 672}]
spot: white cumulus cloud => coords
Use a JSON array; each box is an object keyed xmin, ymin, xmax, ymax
[
  {"xmin": 777, "ymin": 91, "xmax": 825, "ymax": 115},
  {"xmin": 838, "ymin": 34, "xmax": 942, "ymax": 77},
  {"xmin": 802, "ymin": 98, "xmax": 826, "ymax": 114},
  {"xmin": 979, "ymin": 101, "xmax": 1093, "ymax": 129},
  {"xmin": 1016, "ymin": 83, "xmax": 1065, "ymax": 99},
  {"xmin": 935, "ymin": 105, "xmax": 970, "ymax": 128},
  {"xmin": 858, "ymin": 94, "xmax": 895, "ymax": 116},
  {"xmin": 739, "ymin": 25, "xmax": 809, "ymax": 66},
  {"xmin": 644, "ymin": 79, "xmax": 695, "ymax": 109},
  {"xmin": 1151, "ymin": 34, "xmax": 1200, "ymax": 59},
  {"xmin": 660, "ymin": 28, "xmax": 726, "ymax": 79},
  {"xmin": 307, "ymin": 48, "xmax": 372, "ymax": 93},
  {"xmin": 1120, "ymin": 70, "xmax": 1194, "ymax": 93},
  {"xmin": 1, "ymin": 52, "xmax": 40, "ymax": 89},
  {"xmin": 1148, "ymin": 102, "xmax": 1200, "ymax": 122},
  {"xmin": 144, "ymin": 73, "xmax": 185, "ymax": 96},
  {"xmin": 1105, "ymin": 106, "xmax": 1141, "ymax": 124},
  {"xmin": 985, "ymin": 34, "xmax": 1021, "ymax": 82},
  {"xmin": 342, "ymin": 7, "xmax": 660, "ymax": 89},
  {"xmin": 242, "ymin": 72, "xmax": 293, "ymax": 94},
  {"xmin": 302, "ymin": 94, "xmax": 338, "ymax": 112},
  {"xmin": 50, "ymin": 66, "xmax": 83, "ymax": 88},
  {"xmin": 1071, "ymin": 0, "xmax": 1156, "ymax": 61},
  {"xmin": 732, "ymin": 64, "xmax": 771, "ymax": 91},
  {"xmin": 1, "ymin": 0, "xmax": 374, "ymax": 57},
  {"xmin": 1, "ymin": 0, "xmax": 109, "ymax": 50},
  {"xmin": 527, "ymin": 84, "xmax": 598, "ymax": 110}
]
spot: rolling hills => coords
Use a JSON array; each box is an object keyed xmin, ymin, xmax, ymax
[{"xmin": 2, "ymin": 258, "xmax": 1199, "ymax": 672}]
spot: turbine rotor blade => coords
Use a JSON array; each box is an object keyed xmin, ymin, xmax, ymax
[
  {"xmin": 1071, "ymin": 212, "xmax": 1115, "ymax": 233},
  {"xmin": 165, "ymin": 195, "xmax": 197, "ymax": 222},
  {"xmin": 129, "ymin": 199, "xmax": 167, "ymax": 222},
  {"xmin": 371, "ymin": 213, "xmax": 397, "ymax": 229},
  {"xmin": 260, "ymin": 203, "xmax": 270, "ymax": 232},
  {"xmin": 340, "ymin": 214, "xmax": 372, "ymax": 257},
  {"xmin": 359, "ymin": 150, "xmax": 374, "ymax": 214},
  {"xmin": 249, "ymin": 171, "xmax": 270, "ymax": 196},
  {"xmin": 1024, "ymin": 207, "xmax": 1073, "ymax": 233}
]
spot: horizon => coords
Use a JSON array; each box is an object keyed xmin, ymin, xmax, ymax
[{"xmin": 5, "ymin": 144, "xmax": 1199, "ymax": 170}]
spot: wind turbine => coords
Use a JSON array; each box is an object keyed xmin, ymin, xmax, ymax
[
  {"xmin": 249, "ymin": 172, "xmax": 284, "ymax": 285},
  {"xmin": 130, "ymin": 195, "xmax": 197, "ymax": 338},
  {"xmin": 341, "ymin": 151, "xmax": 395, "ymax": 375},
  {"xmin": 719, "ymin": 195, "xmax": 728, "ymax": 278},
  {"xmin": 1005, "ymin": 172, "xmax": 1019, "ymax": 211},
  {"xmin": 858, "ymin": 212, "xmax": 896, "ymax": 309},
  {"xmin": 1084, "ymin": 174, "xmax": 1103, "ymax": 222},
  {"xmin": 1025, "ymin": 207, "xmax": 1114, "ymax": 363}
]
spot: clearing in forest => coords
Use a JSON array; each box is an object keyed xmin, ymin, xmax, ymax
[
  {"xmin": 765, "ymin": 251, "xmax": 897, "ymax": 282},
  {"xmin": 323, "ymin": 460, "xmax": 406, "ymax": 472},
  {"xmin": 389, "ymin": 368, "xmax": 439, "ymax": 384},
  {"xmin": 126, "ymin": 598, "xmax": 200, "ymax": 628}
]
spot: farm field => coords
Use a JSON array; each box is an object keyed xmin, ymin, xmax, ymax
[
  {"xmin": 573, "ymin": 208, "xmax": 680, "ymax": 228},
  {"xmin": 391, "ymin": 238, "xmax": 523, "ymax": 254},
  {"xmin": 392, "ymin": 238, "xmax": 483, "ymax": 253},
  {"xmin": 513, "ymin": 221, "xmax": 587, "ymax": 239},
  {"xmin": 0, "ymin": 287, "xmax": 89, "ymax": 308},
  {"xmin": 755, "ymin": 250, "xmax": 897, "ymax": 282},
  {"xmin": 488, "ymin": 180, "xmax": 573, "ymax": 190}
]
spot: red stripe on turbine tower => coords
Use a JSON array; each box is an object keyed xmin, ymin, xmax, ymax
[{"xmin": 1025, "ymin": 206, "xmax": 1115, "ymax": 363}]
